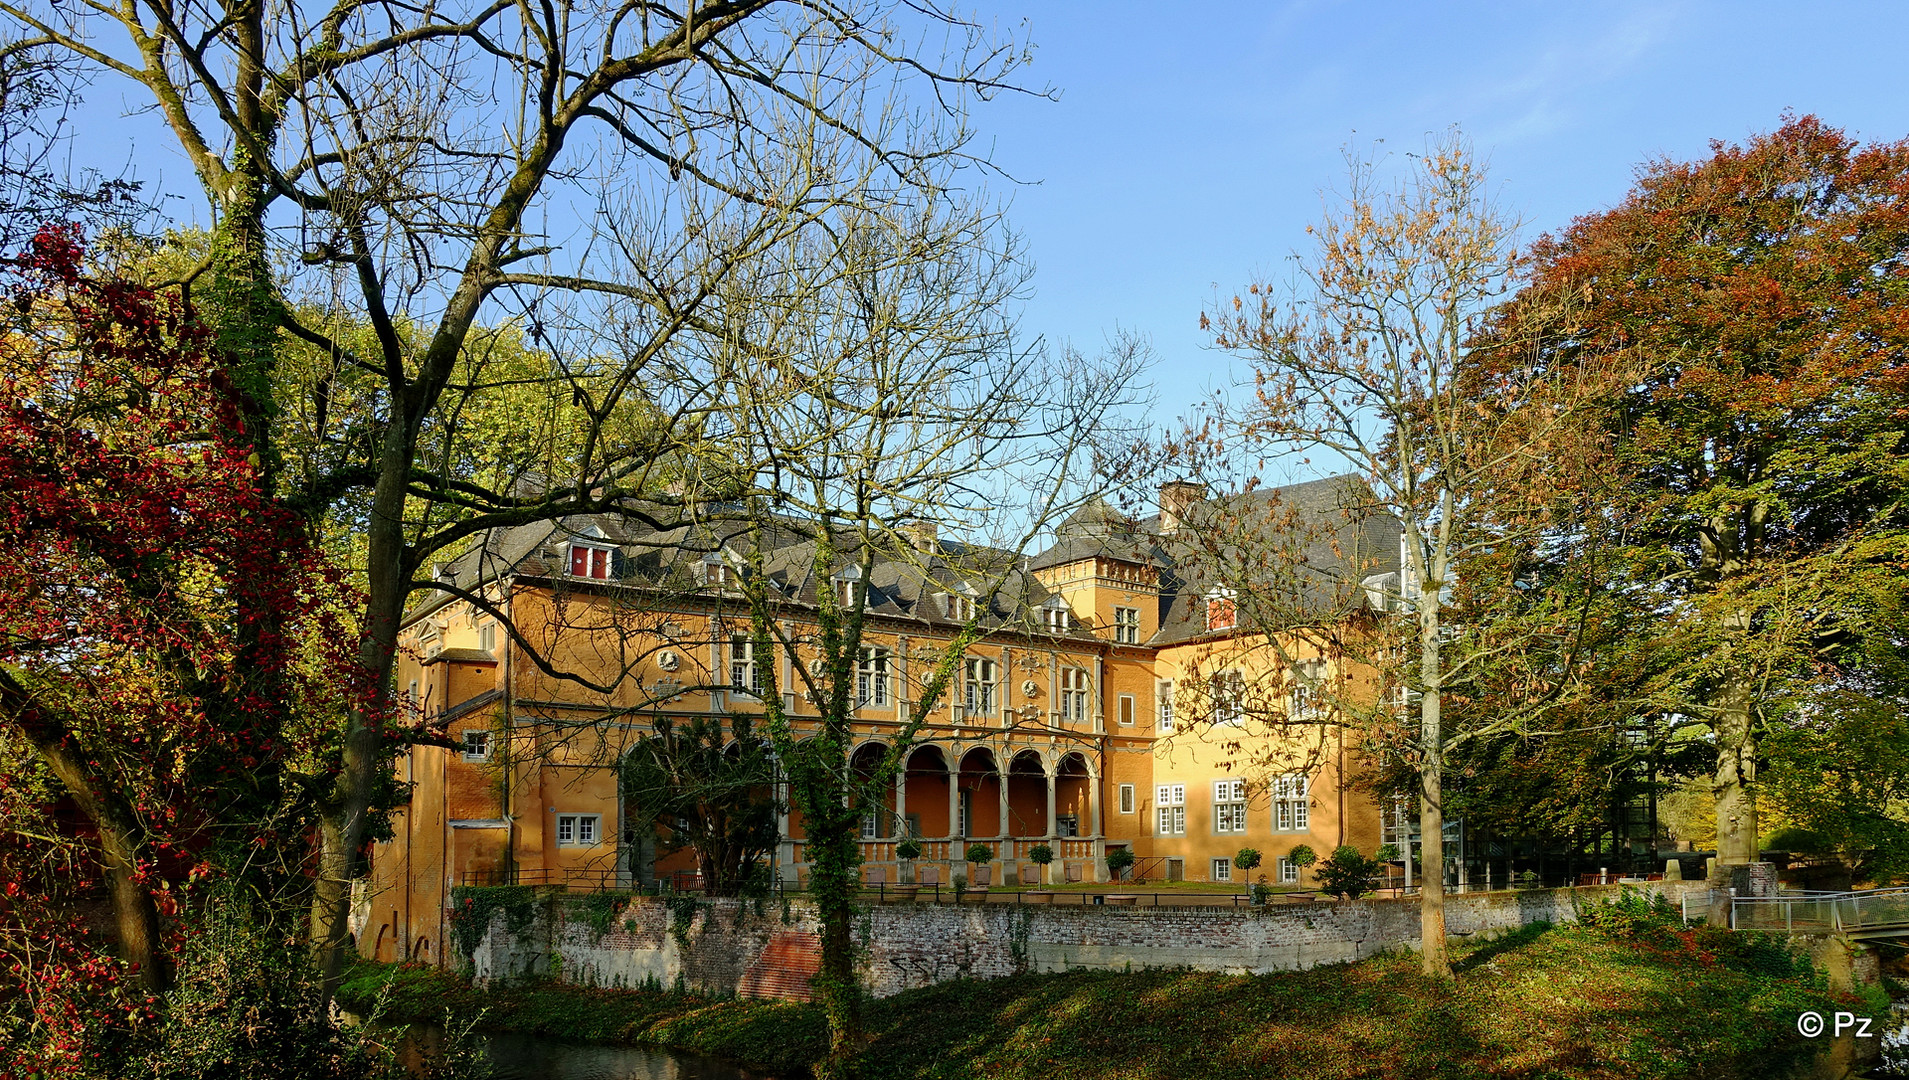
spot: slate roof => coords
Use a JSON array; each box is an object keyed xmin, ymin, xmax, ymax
[{"xmin": 408, "ymin": 474, "xmax": 1401, "ymax": 649}]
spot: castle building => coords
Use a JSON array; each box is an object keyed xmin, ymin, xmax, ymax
[{"xmin": 359, "ymin": 476, "xmax": 1402, "ymax": 967}]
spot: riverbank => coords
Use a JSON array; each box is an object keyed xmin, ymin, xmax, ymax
[{"xmin": 339, "ymin": 921, "xmax": 1877, "ymax": 1078}]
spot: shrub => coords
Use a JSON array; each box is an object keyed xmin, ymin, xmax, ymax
[
  {"xmin": 965, "ymin": 843, "xmax": 994, "ymax": 864},
  {"xmin": 1027, "ymin": 843, "xmax": 1054, "ymax": 865},
  {"xmin": 1577, "ymin": 887, "xmax": 1683, "ymax": 937},
  {"xmin": 1374, "ymin": 843, "xmax": 1400, "ymax": 863},
  {"xmin": 895, "ymin": 838, "xmax": 922, "ymax": 861},
  {"xmin": 1314, "ymin": 845, "xmax": 1382, "ymax": 900},
  {"xmin": 1105, "ymin": 847, "xmax": 1136, "ymax": 878},
  {"xmin": 1287, "ymin": 843, "xmax": 1317, "ymax": 868}
]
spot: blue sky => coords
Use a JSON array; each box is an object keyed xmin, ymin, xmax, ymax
[
  {"xmin": 63, "ymin": 0, "xmax": 1909, "ymax": 439},
  {"xmin": 967, "ymin": 1, "xmax": 1909, "ymax": 432}
]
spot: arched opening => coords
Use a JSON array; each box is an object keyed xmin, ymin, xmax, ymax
[
  {"xmin": 1006, "ymin": 749, "xmax": 1048, "ymax": 838},
  {"xmin": 902, "ymin": 745, "xmax": 950, "ymax": 838},
  {"xmin": 957, "ymin": 747, "xmax": 1002, "ymax": 838},
  {"xmin": 1056, "ymin": 752, "xmax": 1094, "ymax": 839},
  {"xmin": 849, "ymin": 741, "xmax": 896, "ymax": 839}
]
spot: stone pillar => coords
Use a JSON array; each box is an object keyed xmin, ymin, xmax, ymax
[
  {"xmin": 997, "ymin": 759, "xmax": 1011, "ymax": 840},
  {"xmin": 776, "ymin": 775, "xmax": 796, "ymax": 884},
  {"xmin": 1044, "ymin": 765, "xmax": 1059, "ymax": 885},
  {"xmin": 1091, "ymin": 770, "xmax": 1107, "ymax": 847},
  {"xmin": 895, "ymin": 766, "xmax": 908, "ymax": 844},
  {"xmin": 1664, "ymin": 858, "xmax": 1683, "ymax": 882},
  {"xmin": 948, "ymin": 758, "xmax": 961, "ymax": 840}
]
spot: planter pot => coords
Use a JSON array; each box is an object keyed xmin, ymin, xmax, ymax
[
  {"xmin": 1103, "ymin": 894, "xmax": 1138, "ymax": 906},
  {"xmin": 888, "ymin": 885, "xmax": 920, "ymax": 902}
]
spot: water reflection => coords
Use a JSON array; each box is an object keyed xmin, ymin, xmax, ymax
[{"xmin": 396, "ymin": 1023, "xmax": 779, "ymax": 1080}]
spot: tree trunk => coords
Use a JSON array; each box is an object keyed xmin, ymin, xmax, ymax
[
  {"xmin": 1711, "ymin": 674, "xmax": 1758, "ymax": 868},
  {"xmin": 6, "ymin": 684, "xmax": 168, "ymax": 992},
  {"xmin": 314, "ymin": 442, "xmax": 413, "ymax": 994},
  {"xmin": 1418, "ymin": 612, "xmax": 1451, "ymax": 978}
]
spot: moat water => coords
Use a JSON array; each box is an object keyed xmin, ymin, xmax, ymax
[{"xmin": 380, "ymin": 1022, "xmax": 781, "ymax": 1080}]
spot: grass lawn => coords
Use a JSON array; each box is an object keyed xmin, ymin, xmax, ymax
[{"xmin": 340, "ymin": 921, "xmax": 1871, "ymax": 1079}]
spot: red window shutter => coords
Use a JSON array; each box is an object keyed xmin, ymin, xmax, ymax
[
  {"xmin": 592, "ymin": 549, "xmax": 609, "ymax": 579},
  {"xmin": 570, "ymin": 545, "xmax": 589, "ymax": 576}
]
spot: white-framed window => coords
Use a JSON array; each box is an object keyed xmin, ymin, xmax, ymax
[
  {"xmin": 1113, "ymin": 606, "xmax": 1140, "ymax": 644},
  {"xmin": 1205, "ymin": 586, "xmax": 1236, "ymax": 631},
  {"xmin": 1157, "ymin": 681, "xmax": 1174, "ymax": 732},
  {"xmin": 1381, "ymin": 794, "xmax": 1414, "ymax": 846},
  {"xmin": 730, "ymin": 634, "xmax": 760, "ymax": 695},
  {"xmin": 478, "ymin": 621, "xmax": 497, "ymax": 654},
  {"xmin": 1042, "ymin": 603, "xmax": 1074, "ymax": 632},
  {"xmin": 1272, "ymin": 774, "xmax": 1310, "ymax": 832},
  {"xmin": 704, "ymin": 558, "xmax": 733, "ymax": 588},
  {"xmin": 963, "ymin": 657, "xmax": 997, "ymax": 718},
  {"xmin": 556, "ymin": 813, "xmax": 600, "ymax": 846},
  {"xmin": 1211, "ymin": 858, "xmax": 1232, "ymax": 883},
  {"xmin": 1212, "ymin": 669, "xmax": 1245, "ymax": 726},
  {"xmin": 1278, "ymin": 857, "xmax": 1299, "ymax": 884},
  {"xmin": 460, "ymin": 729, "xmax": 492, "ymax": 763},
  {"xmin": 1291, "ymin": 658, "xmax": 1326, "ymax": 722},
  {"xmin": 1059, "ymin": 667, "xmax": 1090, "ymax": 723},
  {"xmin": 569, "ymin": 544, "xmax": 613, "ymax": 580},
  {"xmin": 958, "ymin": 789, "xmax": 972, "ymax": 836},
  {"xmin": 1118, "ymin": 783, "xmax": 1136, "ymax": 814},
  {"xmin": 859, "ymin": 808, "xmax": 890, "ymax": 839},
  {"xmin": 857, "ymin": 647, "xmax": 890, "ymax": 707},
  {"xmin": 1155, "ymin": 784, "xmax": 1186, "ymax": 835},
  {"xmin": 1117, "ymin": 694, "xmax": 1136, "ymax": 727},
  {"xmin": 946, "ymin": 592, "xmax": 976, "ymax": 621},
  {"xmin": 1213, "ymin": 779, "xmax": 1247, "ymax": 834}
]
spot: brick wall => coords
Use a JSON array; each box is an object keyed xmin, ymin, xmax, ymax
[{"xmin": 470, "ymin": 879, "xmax": 1716, "ymax": 1000}]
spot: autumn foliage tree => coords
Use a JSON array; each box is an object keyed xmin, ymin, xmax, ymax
[
  {"xmin": 0, "ymin": 228, "xmax": 368, "ymax": 1076},
  {"xmin": 1505, "ymin": 115, "xmax": 1909, "ymax": 870},
  {"xmin": 1188, "ymin": 132, "xmax": 1624, "ymax": 978}
]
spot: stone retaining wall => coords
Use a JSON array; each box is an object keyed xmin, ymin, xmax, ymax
[{"xmin": 471, "ymin": 878, "xmax": 1715, "ymax": 1000}]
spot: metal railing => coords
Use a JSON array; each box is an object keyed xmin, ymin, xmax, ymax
[{"xmin": 1732, "ymin": 887, "xmax": 1909, "ymax": 934}]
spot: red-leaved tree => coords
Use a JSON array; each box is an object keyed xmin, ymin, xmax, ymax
[{"xmin": 0, "ymin": 226, "xmax": 365, "ymax": 1075}]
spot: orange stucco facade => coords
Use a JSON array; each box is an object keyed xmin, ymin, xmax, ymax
[{"xmin": 359, "ymin": 482, "xmax": 1395, "ymax": 966}]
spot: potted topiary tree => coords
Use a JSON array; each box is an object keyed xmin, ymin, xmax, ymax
[
  {"xmin": 895, "ymin": 837, "xmax": 922, "ymax": 885},
  {"xmin": 965, "ymin": 842, "xmax": 994, "ymax": 896},
  {"xmin": 1027, "ymin": 842, "xmax": 1054, "ymax": 887},
  {"xmin": 1234, "ymin": 848, "xmax": 1264, "ymax": 903},
  {"xmin": 1105, "ymin": 846, "xmax": 1136, "ymax": 883},
  {"xmin": 1287, "ymin": 843, "xmax": 1317, "ymax": 886}
]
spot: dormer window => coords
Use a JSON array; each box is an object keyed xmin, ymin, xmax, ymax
[
  {"xmin": 1041, "ymin": 596, "xmax": 1074, "ymax": 633},
  {"xmin": 703, "ymin": 554, "xmax": 733, "ymax": 588},
  {"xmin": 569, "ymin": 543, "xmax": 613, "ymax": 580},
  {"xmin": 834, "ymin": 565, "xmax": 864, "ymax": 610},
  {"xmin": 1205, "ymin": 586, "xmax": 1236, "ymax": 632},
  {"xmin": 944, "ymin": 591, "xmax": 976, "ymax": 622}
]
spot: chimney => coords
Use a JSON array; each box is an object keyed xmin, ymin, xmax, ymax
[
  {"xmin": 902, "ymin": 520, "xmax": 938, "ymax": 553},
  {"xmin": 1157, "ymin": 481, "xmax": 1206, "ymax": 534}
]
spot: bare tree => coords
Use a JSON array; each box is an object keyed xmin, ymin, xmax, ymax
[
  {"xmin": 0, "ymin": 0, "xmax": 1043, "ymax": 987},
  {"xmin": 634, "ymin": 186, "xmax": 1150, "ymax": 1067},
  {"xmin": 1184, "ymin": 132, "xmax": 1624, "ymax": 978}
]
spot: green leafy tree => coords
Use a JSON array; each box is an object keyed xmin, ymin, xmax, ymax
[
  {"xmin": 1760, "ymin": 688, "xmax": 1909, "ymax": 884},
  {"xmin": 620, "ymin": 714, "xmax": 778, "ymax": 898},
  {"xmin": 1505, "ymin": 115, "xmax": 1909, "ymax": 868}
]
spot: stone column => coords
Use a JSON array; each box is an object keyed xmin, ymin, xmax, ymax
[
  {"xmin": 1044, "ymin": 764, "xmax": 1059, "ymax": 885},
  {"xmin": 948, "ymin": 758, "xmax": 961, "ymax": 840},
  {"xmin": 997, "ymin": 757, "xmax": 1011, "ymax": 840}
]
